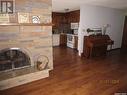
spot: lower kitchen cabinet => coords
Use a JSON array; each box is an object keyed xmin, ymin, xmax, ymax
[{"xmin": 60, "ymin": 34, "xmax": 67, "ymax": 46}]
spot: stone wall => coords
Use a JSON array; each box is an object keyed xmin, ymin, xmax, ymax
[{"xmin": 0, "ymin": 0, "xmax": 53, "ymax": 69}]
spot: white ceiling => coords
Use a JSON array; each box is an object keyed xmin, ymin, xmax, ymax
[{"xmin": 52, "ymin": 0, "xmax": 127, "ymax": 12}]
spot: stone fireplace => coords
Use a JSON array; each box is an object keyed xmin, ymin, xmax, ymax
[
  {"xmin": 0, "ymin": 25, "xmax": 53, "ymax": 90},
  {"xmin": 0, "ymin": 0, "xmax": 53, "ymax": 90}
]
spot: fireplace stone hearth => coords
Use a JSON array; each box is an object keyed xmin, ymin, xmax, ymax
[{"xmin": 0, "ymin": 66, "xmax": 50, "ymax": 90}]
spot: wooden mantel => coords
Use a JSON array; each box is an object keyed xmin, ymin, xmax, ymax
[{"xmin": 0, "ymin": 23, "xmax": 53, "ymax": 26}]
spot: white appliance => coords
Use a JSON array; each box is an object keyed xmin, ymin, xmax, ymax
[
  {"xmin": 71, "ymin": 23, "xmax": 79, "ymax": 29},
  {"xmin": 67, "ymin": 34, "xmax": 77, "ymax": 48},
  {"xmin": 71, "ymin": 23, "xmax": 79, "ymax": 35},
  {"xmin": 67, "ymin": 34, "xmax": 74, "ymax": 48},
  {"xmin": 67, "ymin": 23, "xmax": 79, "ymax": 48},
  {"xmin": 73, "ymin": 29, "xmax": 78, "ymax": 35}
]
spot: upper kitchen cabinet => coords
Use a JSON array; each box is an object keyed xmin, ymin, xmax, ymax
[
  {"xmin": 52, "ymin": 12, "xmax": 67, "ymax": 28},
  {"xmin": 67, "ymin": 10, "xmax": 80, "ymax": 24},
  {"xmin": 52, "ymin": 12, "xmax": 61, "ymax": 28},
  {"xmin": 52, "ymin": 10, "xmax": 80, "ymax": 27},
  {"xmin": 52, "ymin": 10, "xmax": 80, "ymax": 34}
]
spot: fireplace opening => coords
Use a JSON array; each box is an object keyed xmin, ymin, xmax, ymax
[{"xmin": 0, "ymin": 48, "xmax": 31, "ymax": 72}]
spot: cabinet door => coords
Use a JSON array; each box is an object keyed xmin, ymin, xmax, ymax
[
  {"xmin": 74, "ymin": 36, "xmax": 78, "ymax": 49},
  {"xmin": 60, "ymin": 34, "xmax": 67, "ymax": 46},
  {"xmin": 52, "ymin": 13, "xmax": 64, "ymax": 29}
]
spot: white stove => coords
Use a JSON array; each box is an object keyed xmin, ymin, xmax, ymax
[
  {"xmin": 67, "ymin": 23, "xmax": 79, "ymax": 49},
  {"xmin": 67, "ymin": 34, "xmax": 77, "ymax": 49}
]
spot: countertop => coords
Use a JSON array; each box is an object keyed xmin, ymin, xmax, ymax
[
  {"xmin": 66, "ymin": 34, "xmax": 78, "ymax": 37},
  {"xmin": 53, "ymin": 33, "xmax": 78, "ymax": 37}
]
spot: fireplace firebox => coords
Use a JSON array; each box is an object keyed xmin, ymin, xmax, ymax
[{"xmin": 0, "ymin": 48, "xmax": 31, "ymax": 72}]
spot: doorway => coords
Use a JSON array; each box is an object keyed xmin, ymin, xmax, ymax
[
  {"xmin": 52, "ymin": 10, "xmax": 80, "ymax": 51},
  {"xmin": 122, "ymin": 16, "xmax": 127, "ymax": 50}
]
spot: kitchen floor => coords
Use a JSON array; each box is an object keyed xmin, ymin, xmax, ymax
[{"xmin": 1, "ymin": 47, "xmax": 127, "ymax": 95}]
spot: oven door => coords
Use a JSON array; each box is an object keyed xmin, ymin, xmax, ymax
[
  {"xmin": 67, "ymin": 35, "xmax": 75, "ymax": 48},
  {"xmin": 67, "ymin": 35, "xmax": 74, "ymax": 43}
]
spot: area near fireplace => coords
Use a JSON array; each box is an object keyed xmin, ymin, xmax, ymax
[{"xmin": 0, "ymin": 0, "xmax": 53, "ymax": 90}]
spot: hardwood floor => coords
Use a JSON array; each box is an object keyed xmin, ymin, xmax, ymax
[{"xmin": 1, "ymin": 47, "xmax": 127, "ymax": 95}]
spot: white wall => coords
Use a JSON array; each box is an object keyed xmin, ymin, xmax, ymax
[{"xmin": 78, "ymin": 5, "xmax": 125, "ymax": 55}]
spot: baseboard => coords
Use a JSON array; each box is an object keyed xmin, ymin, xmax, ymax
[{"xmin": 107, "ymin": 48, "xmax": 121, "ymax": 52}]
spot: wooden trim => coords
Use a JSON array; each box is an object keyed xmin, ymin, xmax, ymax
[
  {"xmin": 122, "ymin": 16, "xmax": 127, "ymax": 49},
  {"xmin": 107, "ymin": 48, "xmax": 121, "ymax": 52},
  {"xmin": 0, "ymin": 23, "xmax": 53, "ymax": 26}
]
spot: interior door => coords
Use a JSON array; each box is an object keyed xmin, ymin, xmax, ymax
[{"xmin": 122, "ymin": 16, "xmax": 127, "ymax": 50}]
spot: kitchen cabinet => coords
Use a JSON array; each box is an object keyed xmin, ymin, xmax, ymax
[
  {"xmin": 53, "ymin": 34, "xmax": 60, "ymax": 46},
  {"xmin": 74, "ymin": 36, "xmax": 78, "ymax": 50},
  {"xmin": 52, "ymin": 10, "xmax": 80, "ymax": 34},
  {"xmin": 52, "ymin": 12, "xmax": 67, "ymax": 29},
  {"xmin": 60, "ymin": 34, "xmax": 67, "ymax": 46},
  {"xmin": 67, "ymin": 10, "xmax": 80, "ymax": 24}
]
